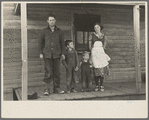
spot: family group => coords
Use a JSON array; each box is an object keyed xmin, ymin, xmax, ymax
[{"xmin": 38, "ymin": 14, "xmax": 110, "ymax": 95}]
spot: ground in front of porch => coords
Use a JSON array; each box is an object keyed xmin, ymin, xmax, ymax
[{"xmin": 14, "ymin": 81, "xmax": 146, "ymax": 101}]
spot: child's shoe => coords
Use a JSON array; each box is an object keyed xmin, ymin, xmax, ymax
[
  {"xmin": 86, "ymin": 89, "xmax": 91, "ymax": 92},
  {"xmin": 95, "ymin": 86, "xmax": 99, "ymax": 91},
  {"xmin": 82, "ymin": 89, "xmax": 85, "ymax": 92},
  {"xmin": 71, "ymin": 88, "xmax": 77, "ymax": 93},
  {"xmin": 75, "ymin": 79, "xmax": 79, "ymax": 84},
  {"xmin": 67, "ymin": 90, "xmax": 71, "ymax": 94},
  {"xmin": 100, "ymin": 86, "xmax": 104, "ymax": 92}
]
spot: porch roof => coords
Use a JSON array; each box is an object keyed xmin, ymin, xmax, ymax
[{"xmin": 14, "ymin": 2, "xmax": 145, "ymax": 15}]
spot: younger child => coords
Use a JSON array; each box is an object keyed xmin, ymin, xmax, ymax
[
  {"xmin": 75, "ymin": 51, "xmax": 93, "ymax": 92},
  {"xmin": 62, "ymin": 40, "xmax": 79, "ymax": 93}
]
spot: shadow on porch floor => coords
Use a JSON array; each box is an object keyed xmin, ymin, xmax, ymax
[{"xmin": 14, "ymin": 81, "xmax": 146, "ymax": 101}]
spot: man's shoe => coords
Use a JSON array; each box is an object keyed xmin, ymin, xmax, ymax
[{"xmin": 44, "ymin": 89, "xmax": 50, "ymax": 95}]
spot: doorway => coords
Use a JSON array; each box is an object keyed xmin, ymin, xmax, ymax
[{"xmin": 74, "ymin": 13, "xmax": 101, "ymax": 52}]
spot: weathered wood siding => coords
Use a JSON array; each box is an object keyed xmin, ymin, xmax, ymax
[{"xmin": 3, "ymin": 3, "xmax": 145, "ymax": 95}]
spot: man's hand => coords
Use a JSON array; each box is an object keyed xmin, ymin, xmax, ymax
[
  {"xmin": 40, "ymin": 54, "xmax": 43, "ymax": 59},
  {"xmin": 75, "ymin": 67, "xmax": 79, "ymax": 71},
  {"xmin": 61, "ymin": 54, "xmax": 65, "ymax": 59}
]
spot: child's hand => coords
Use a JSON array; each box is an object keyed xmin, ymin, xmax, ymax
[
  {"xmin": 89, "ymin": 65, "xmax": 93, "ymax": 68},
  {"xmin": 75, "ymin": 67, "xmax": 79, "ymax": 71},
  {"xmin": 61, "ymin": 54, "xmax": 65, "ymax": 60},
  {"xmin": 40, "ymin": 54, "xmax": 43, "ymax": 59}
]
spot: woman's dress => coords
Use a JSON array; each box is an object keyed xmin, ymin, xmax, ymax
[{"xmin": 91, "ymin": 33, "xmax": 110, "ymax": 77}]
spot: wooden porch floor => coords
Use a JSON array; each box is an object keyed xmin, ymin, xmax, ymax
[{"xmin": 14, "ymin": 81, "xmax": 146, "ymax": 101}]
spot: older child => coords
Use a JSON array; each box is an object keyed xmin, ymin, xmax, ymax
[
  {"xmin": 75, "ymin": 51, "xmax": 93, "ymax": 92},
  {"xmin": 62, "ymin": 40, "xmax": 79, "ymax": 93},
  {"xmin": 91, "ymin": 41, "xmax": 110, "ymax": 91}
]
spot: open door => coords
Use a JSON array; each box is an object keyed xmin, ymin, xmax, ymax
[{"xmin": 74, "ymin": 13, "xmax": 101, "ymax": 52}]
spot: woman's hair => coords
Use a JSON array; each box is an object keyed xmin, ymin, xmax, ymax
[
  {"xmin": 94, "ymin": 22, "xmax": 104, "ymax": 30},
  {"xmin": 65, "ymin": 39, "xmax": 73, "ymax": 47},
  {"xmin": 47, "ymin": 14, "xmax": 56, "ymax": 20}
]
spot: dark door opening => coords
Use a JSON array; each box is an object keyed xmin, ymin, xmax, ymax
[{"xmin": 74, "ymin": 13, "xmax": 101, "ymax": 52}]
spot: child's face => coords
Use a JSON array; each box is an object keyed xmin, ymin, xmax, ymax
[
  {"xmin": 83, "ymin": 54, "xmax": 90, "ymax": 60},
  {"xmin": 68, "ymin": 42, "xmax": 74, "ymax": 49}
]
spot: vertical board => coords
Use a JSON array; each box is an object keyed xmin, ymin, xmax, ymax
[
  {"xmin": 21, "ymin": 3, "xmax": 28, "ymax": 100},
  {"xmin": 133, "ymin": 5, "xmax": 141, "ymax": 93}
]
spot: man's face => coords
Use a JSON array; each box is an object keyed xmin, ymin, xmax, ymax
[{"xmin": 47, "ymin": 17, "xmax": 56, "ymax": 27}]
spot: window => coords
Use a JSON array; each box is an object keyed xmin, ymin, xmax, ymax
[{"xmin": 74, "ymin": 13, "xmax": 101, "ymax": 51}]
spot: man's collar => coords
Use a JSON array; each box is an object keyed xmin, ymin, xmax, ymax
[{"xmin": 47, "ymin": 25, "xmax": 58, "ymax": 31}]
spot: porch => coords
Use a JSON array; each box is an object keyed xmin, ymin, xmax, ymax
[
  {"xmin": 14, "ymin": 81, "xmax": 146, "ymax": 100},
  {"xmin": 3, "ymin": 2, "xmax": 146, "ymax": 101}
]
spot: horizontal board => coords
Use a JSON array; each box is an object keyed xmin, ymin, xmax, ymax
[
  {"xmin": 109, "ymin": 64, "xmax": 135, "ymax": 68},
  {"xmin": 3, "ymin": 3, "xmax": 14, "ymax": 7},
  {"xmin": 3, "ymin": 29, "xmax": 70, "ymax": 43},
  {"xmin": 4, "ymin": 60, "xmax": 44, "ymax": 67},
  {"xmin": 4, "ymin": 66, "xmax": 146, "ymax": 83},
  {"xmin": 27, "ymin": 4, "xmax": 133, "ymax": 13},
  {"xmin": 4, "ymin": 69, "xmax": 145, "ymax": 93},
  {"xmin": 3, "ymin": 81, "xmax": 45, "ymax": 93},
  {"xmin": 3, "ymin": 42, "xmax": 136, "ymax": 51}
]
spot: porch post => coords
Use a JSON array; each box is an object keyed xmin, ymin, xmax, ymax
[
  {"xmin": 71, "ymin": 11, "xmax": 75, "ymax": 47},
  {"xmin": 21, "ymin": 2, "xmax": 28, "ymax": 100},
  {"xmin": 133, "ymin": 5, "xmax": 141, "ymax": 93}
]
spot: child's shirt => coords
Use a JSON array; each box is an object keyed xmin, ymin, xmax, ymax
[
  {"xmin": 91, "ymin": 41, "xmax": 110, "ymax": 68},
  {"xmin": 62, "ymin": 49, "xmax": 79, "ymax": 68},
  {"xmin": 81, "ymin": 61, "xmax": 91, "ymax": 72}
]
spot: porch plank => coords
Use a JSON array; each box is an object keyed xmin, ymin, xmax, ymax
[{"xmin": 14, "ymin": 82, "xmax": 146, "ymax": 101}]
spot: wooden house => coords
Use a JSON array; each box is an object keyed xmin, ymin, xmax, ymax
[{"xmin": 3, "ymin": 2, "xmax": 146, "ymax": 100}]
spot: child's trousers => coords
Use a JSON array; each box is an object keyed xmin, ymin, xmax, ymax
[
  {"xmin": 66, "ymin": 64, "xmax": 78, "ymax": 91},
  {"xmin": 81, "ymin": 69, "xmax": 92, "ymax": 90}
]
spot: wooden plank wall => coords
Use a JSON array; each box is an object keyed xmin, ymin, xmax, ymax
[{"xmin": 3, "ymin": 3, "xmax": 145, "ymax": 96}]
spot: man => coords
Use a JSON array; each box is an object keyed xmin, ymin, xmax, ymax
[{"xmin": 39, "ymin": 14, "xmax": 65, "ymax": 95}]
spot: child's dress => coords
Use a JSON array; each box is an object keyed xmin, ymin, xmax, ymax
[
  {"xmin": 91, "ymin": 41, "xmax": 110, "ymax": 68},
  {"xmin": 90, "ymin": 33, "xmax": 110, "ymax": 77}
]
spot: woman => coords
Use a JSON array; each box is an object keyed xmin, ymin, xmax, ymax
[{"xmin": 89, "ymin": 22, "xmax": 110, "ymax": 92}]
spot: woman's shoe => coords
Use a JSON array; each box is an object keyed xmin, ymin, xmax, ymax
[
  {"xmin": 100, "ymin": 86, "xmax": 104, "ymax": 92},
  {"xmin": 95, "ymin": 86, "xmax": 99, "ymax": 91}
]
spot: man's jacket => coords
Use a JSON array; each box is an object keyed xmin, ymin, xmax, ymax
[{"xmin": 39, "ymin": 25, "xmax": 66, "ymax": 59}]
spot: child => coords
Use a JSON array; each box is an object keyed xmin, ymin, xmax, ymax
[
  {"xmin": 75, "ymin": 51, "xmax": 93, "ymax": 92},
  {"xmin": 91, "ymin": 41, "xmax": 110, "ymax": 91},
  {"xmin": 62, "ymin": 40, "xmax": 79, "ymax": 93}
]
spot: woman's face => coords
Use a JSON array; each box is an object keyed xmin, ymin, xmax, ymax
[{"xmin": 94, "ymin": 24, "xmax": 101, "ymax": 33}]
